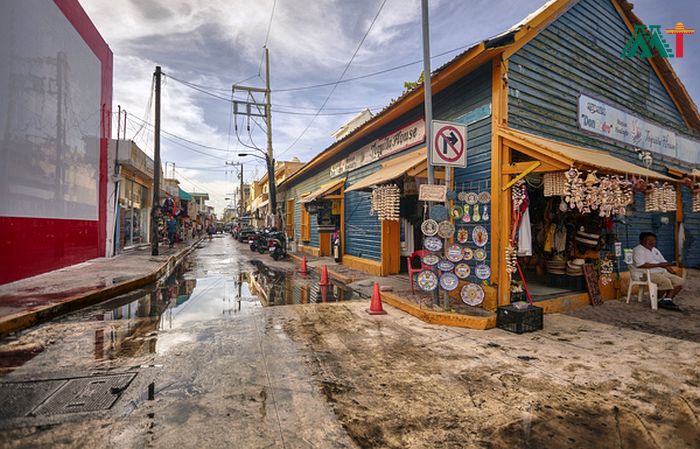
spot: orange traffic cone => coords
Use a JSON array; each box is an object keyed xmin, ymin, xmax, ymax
[
  {"xmin": 300, "ymin": 256, "xmax": 308, "ymax": 274},
  {"xmin": 367, "ymin": 283, "xmax": 387, "ymax": 315},
  {"xmin": 320, "ymin": 285, "xmax": 329, "ymax": 303},
  {"xmin": 319, "ymin": 265, "xmax": 329, "ymax": 286}
]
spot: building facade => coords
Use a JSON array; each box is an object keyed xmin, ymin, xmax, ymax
[
  {"xmin": 277, "ymin": 0, "xmax": 700, "ymax": 309},
  {"xmin": 0, "ymin": 0, "xmax": 112, "ymax": 284}
]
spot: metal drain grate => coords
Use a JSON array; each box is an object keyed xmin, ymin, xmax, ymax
[
  {"xmin": 0, "ymin": 380, "xmax": 65, "ymax": 419},
  {"xmin": 32, "ymin": 373, "xmax": 136, "ymax": 416}
]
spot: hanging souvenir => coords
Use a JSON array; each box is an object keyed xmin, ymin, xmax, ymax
[
  {"xmin": 477, "ymin": 191, "xmax": 491, "ymax": 204},
  {"xmin": 543, "ymin": 172, "xmax": 567, "ymax": 197},
  {"xmin": 421, "ymin": 219, "xmax": 438, "ymax": 236},
  {"xmin": 505, "ymin": 244, "xmax": 518, "ymax": 277},
  {"xmin": 458, "ymin": 191, "xmax": 468, "ymax": 202},
  {"xmin": 370, "ymin": 184, "xmax": 400, "ymax": 221},
  {"xmin": 417, "ymin": 270, "xmax": 438, "ymax": 292},
  {"xmin": 457, "ymin": 228, "xmax": 469, "ymax": 244},
  {"xmin": 439, "ymin": 272, "xmax": 459, "ymax": 291},
  {"xmin": 462, "ymin": 247, "xmax": 474, "ymax": 261},
  {"xmin": 454, "ymin": 263, "xmax": 471, "ymax": 279},
  {"xmin": 421, "ymin": 254, "xmax": 440, "ymax": 266},
  {"xmin": 451, "ymin": 205, "xmax": 463, "ymax": 219},
  {"xmin": 437, "ymin": 220, "xmax": 455, "ymax": 239},
  {"xmin": 472, "ymin": 226, "xmax": 488, "ymax": 247},
  {"xmin": 482, "ymin": 205, "xmax": 489, "ymax": 221},
  {"xmin": 437, "ymin": 260, "xmax": 455, "ymax": 272},
  {"xmin": 475, "ymin": 263, "xmax": 491, "ymax": 280},
  {"xmin": 472, "ymin": 205, "xmax": 481, "ymax": 222},
  {"xmin": 424, "ymin": 236, "xmax": 443, "ymax": 252},
  {"xmin": 461, "ymin": 283, "xmax": 485, "ymax": 306},
  {"xmin": 466, "ymin": 192, "xmax": 478, "ymax": 205},
  {"xmin": 474, "ymin": 248, "xmax": 487, "ymax": 262},
  {"xmin": 693, "ymin": 184, "xmax": 700, "ymax": 212},
  {"xmin": 446, "ymin": 244, "xmax": 463, "ymax": 262},
  {"xmin": 430, "ymin": 204, "xmax": 450, "ymax": 221},
  {"xmin": 462, "ymin": 205, "xmax": 471, "ymax": 223},
  {"xmin": 446, "ymin": 190, "xmax": 458, "ymax": 201},
  {"xmin": 600, "ymin": 259, "xmax": 614, "ymax": 286}
]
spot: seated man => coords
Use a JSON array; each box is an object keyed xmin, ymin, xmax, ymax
[{"xmin": 632, "ymin": 232, "xmax": 684, "ymax": 310}]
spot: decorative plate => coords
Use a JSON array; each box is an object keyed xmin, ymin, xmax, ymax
[
  {"xmin": 437, "ymin": 259, "xmax": 455, "ymax": 272},
  {"xmin": 446, "ymin": 190, "xmax": 457, "ymax": 200},
  {"xmin": 439, "ymin": 272, "xmax": 459, "ymax": 291},
  {"xmin": 457, "ymin": 228, "xmax": 469, "ymax": 244},
  {"xmin": 475, "ymin": 263, "xmax": 491, "ymax": 280},
  {"xmin": 461, "ymin": 283, "xmax": 485, "ymax": 306},
  {"xmin": 417, "ymin": 270, "xmax": 438, "ymax": 292},
  {"xmin": 477, "ymin": 191, "xmax": 491, "ymax": 204},
  {"xmin": 457, "ymin": 191, "xmax": 468, "ymax": 202},
  {"xmin": 472, "ymin": 225, "xmax": 489, "ymax": 247},
  {"xmin": 424, "ymin": 236, "xmax": 443, "ymax": 252},
  {"xmin": 462, "ymin": 247, "xmax": 474, "ymax": 261},
  {"xmin": 421, "ymin": 219, "xmax": 438, "ymax": 236},
  {"xmin": 454, "ymin": 263, "xmax": 471, "ymax": 279},
  {"xmin": 430, "ymin": 205, "xmax": 449, "ymax": 221},
  {"xmin": 451, "ymin": 205, "xmax": 463, "ymax": 219},
  {"xmin": 474, "ymin": 248, "xmax": 487, "ymax": 262},
  {"xmin": 421, "ymin": 254, "xmax": 440, "ymax": 266},
  {"xmin": 465, "ymin": 192, "xmax": 478, "ymax": 205},
  {"xmin": 446, "ymin": 244, "xmax": 463, "ymax": 262},
  {"xmin": 437, "ymin": 221, "xmax": 455, "ymax": 239}
]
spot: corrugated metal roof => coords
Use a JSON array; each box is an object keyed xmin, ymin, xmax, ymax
[{"xmin": 301, "ymin": 178, "xmax": 346, "ymax": 203}]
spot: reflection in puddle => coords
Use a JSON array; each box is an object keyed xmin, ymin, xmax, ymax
[{"xmin": 0, "ymin": 255, "xmax": 366, "ymax": 372}]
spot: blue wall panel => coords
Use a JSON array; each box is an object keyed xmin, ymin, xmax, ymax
[{"xmin": 681, "ymin": 186, "xmax": 700, "ymax": 268}]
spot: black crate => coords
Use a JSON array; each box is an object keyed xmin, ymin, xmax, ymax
[{"xmin": 496, "ymin": 305, "xmax": 543, "ymax": 334}]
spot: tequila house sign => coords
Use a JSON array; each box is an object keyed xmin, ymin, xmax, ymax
[{"xmin": 330, "ymin": 119, "xmax": 425, "ymax": 177}]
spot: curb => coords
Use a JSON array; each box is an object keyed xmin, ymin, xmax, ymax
[
  {"xmin": 0, "ymin": 239, "xmax": 202, "ymax": 338},
  {"xmin": 288, "ymin": 253, "xmax": 356, "ymax": 284},
  {"xmin": 381, "ymin": 291, "xmax": 497, "ymax": 330}
]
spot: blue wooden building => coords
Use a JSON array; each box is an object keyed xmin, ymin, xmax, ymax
[{"xmin": 277, "ymin": 0, "xmax": 700, "ymax": 308}]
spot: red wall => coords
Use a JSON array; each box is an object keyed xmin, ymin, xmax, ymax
[{"xmin": 0, "ymin": 0, "xmax": 112, "ymax": 284}]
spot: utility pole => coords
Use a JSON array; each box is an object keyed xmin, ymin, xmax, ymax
[
  {"xmin": 151, "ymin": 66, "xmax": 162, "ymax": 256},
  {"xmin": 421, "ymin": 0, "xmax": 434, "ymax": 186},
  {"xmin": 226, "ymin": 161, "xmax": 245, "ymax": 216},
  {"xmin": 264, "ymin": 47, "xmax": 276, "ymax": 220}
]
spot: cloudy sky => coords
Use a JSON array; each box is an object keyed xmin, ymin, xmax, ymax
[{"xmin": 81, "ymin": 0, "xmax": 700, "ymax": 215}]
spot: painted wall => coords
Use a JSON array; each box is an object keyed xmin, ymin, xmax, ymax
[
  {"xmin": 0, "ymin": 0, "xmax": 112, "ymax": 284},
  {"xmin": 681, "ymin": 186, "xmax": 700, "ymax": 268}
]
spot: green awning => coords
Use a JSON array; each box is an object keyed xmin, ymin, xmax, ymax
[{"xmin": 178, "ymin": 188, "xmax": 193, "ymax": 201}]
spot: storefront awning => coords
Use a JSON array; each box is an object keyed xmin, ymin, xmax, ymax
[
  {"xmin": 693, "ymin": 169, "xmax": 700, "ymax": 178},
  {"xmin": 178, "ymin": 188, "xmax": 193, "ymax": 201},
  {"xmin": 498, "ymin": 127, "xmax": 676, "ymax": 182},
  {"xmin": 301, "ymin": 178, "xmax": 346, "ymax": 203},
  {"xmin": 346, "ymin": 148, "xmax": 427, "ymax": 192}
]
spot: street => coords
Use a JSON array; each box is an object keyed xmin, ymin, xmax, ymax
[{"xmin": 1, "ymin": 235, "xmax": 698, "ymax": 449}]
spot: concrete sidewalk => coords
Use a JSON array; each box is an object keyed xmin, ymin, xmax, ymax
[{"xmin": 0, "ymin": 239, "xmax": 202, "ymax": 337}]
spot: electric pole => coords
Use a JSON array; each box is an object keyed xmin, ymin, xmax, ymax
[
  {"xmin": 226, "ymin": 161, "xmax": 245, "ymax": 216},
  {"xmin": 264, "ymin": 47, "xmax": 276, "ymax": 218},
  {"xmin": 151, "ymin": 66, "xmax": 162, "ymax": 256}
]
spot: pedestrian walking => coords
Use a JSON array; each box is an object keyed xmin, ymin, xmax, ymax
[{"xmin": 167, "ymin": 217, "xmax": 177, "ymax": 247}]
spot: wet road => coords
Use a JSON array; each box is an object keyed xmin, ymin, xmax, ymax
[{"xmin": 1, "ymin": 236, "xmax": 699, "ymax": 449}]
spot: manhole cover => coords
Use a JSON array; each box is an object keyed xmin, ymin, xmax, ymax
[
  {"xmin": 0, "ymin": 380, "xmax": 65, "ymax": 419},
  {"xmin": 32, "ymin": 373, "xmax": 136, "ymax": 416}
]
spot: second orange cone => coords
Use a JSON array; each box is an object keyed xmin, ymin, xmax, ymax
[
  {"xmin": 367, "ymin": 282, "xmax": 387, "ymax": 315},
  {"xmin": 319, "ymin": 265, "xmax": 329, "ymax": 286}
]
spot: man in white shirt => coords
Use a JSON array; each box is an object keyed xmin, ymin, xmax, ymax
[{"xmin": 632, "ymin": 232, "xmax": 684, "ymax": 309}]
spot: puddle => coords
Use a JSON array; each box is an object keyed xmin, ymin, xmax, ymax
[{"xmin": 0, "ymin": 244, "xmax": 366, "ymax": 373}]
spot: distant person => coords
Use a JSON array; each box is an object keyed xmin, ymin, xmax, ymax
[
  {"xmin": 166, "ymin": 217, "xmax": 177, "ymax": 248},
  {"xmin": 633, "ymin": 232, "xmax": 684, "ymax": 310},
  {"xmin": 208, "ymin": 224, "xmax": 214, "ymax": 240}
]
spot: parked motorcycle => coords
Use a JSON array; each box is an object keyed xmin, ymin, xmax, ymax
[
  {"xmin": 267, "ymin": 230, "xmax": 288, "ymax": 261},
  {"xmin": 249, "ymin": 230, "xmax": 268, "ymax": 254}
]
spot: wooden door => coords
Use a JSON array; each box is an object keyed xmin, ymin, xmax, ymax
[
  {"xmin": 319, "ymin": 233, "xmax": 331, "ymax": 256},
  {"xmin": 381, "ymin": 220, "xmax": 400, "ymax": 275}
]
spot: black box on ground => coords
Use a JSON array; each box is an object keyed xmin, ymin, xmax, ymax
[{"xmin": 496, "ymin": 304, "xmax": 544, "ymax": 334}]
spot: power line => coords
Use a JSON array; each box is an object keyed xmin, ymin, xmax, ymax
[
  {"xmin": 279, "ymin": 0, "xmax": 389, "ymax": 157},
  {"xmin": 258, "ymin": 0, "xmax": 278, "ymax": 75}
]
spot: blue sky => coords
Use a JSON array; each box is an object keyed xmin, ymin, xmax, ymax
[{"xmin": 81, "ymin": 0, "xmax": 700, "ymax": 214}]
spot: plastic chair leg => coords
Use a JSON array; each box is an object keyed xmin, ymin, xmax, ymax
[
  {"xmin": 649, "ymin": 284, "xmax": 658, "ymax": 311},
  {"xmin": 626, "ymin": 282, "xmax": 634, "ymax": 304},
  {"xmin": 637, "ymin": 285, "xmax": 644, "ymax": 303}
]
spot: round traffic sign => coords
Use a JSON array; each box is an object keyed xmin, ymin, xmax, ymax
[{"xmin": 434, "ymin": 125, "xmax": 464, "ymax": 162}]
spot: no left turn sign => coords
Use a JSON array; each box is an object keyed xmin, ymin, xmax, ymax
[{"xmin": 430, "ymin": 120, "xmax": 467, "ymax": 168}]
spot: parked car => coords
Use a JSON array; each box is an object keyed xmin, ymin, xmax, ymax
[{"xmin": 236, "ymin": 226, "xmax": 256, "ymax": 243}]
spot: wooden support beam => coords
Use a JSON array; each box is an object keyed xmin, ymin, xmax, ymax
[
  {"xmin": 502, "ymin": 161, "xmax": 561, "ymax": 174},
  {"xmin": 503, "ymin": 162, "xmax": 541, "ymax": 191}
]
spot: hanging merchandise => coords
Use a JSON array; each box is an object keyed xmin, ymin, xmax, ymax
[
  {"xmin": 430, "ymin": 204, "xmax": 450, "ymax": 221},
  {"xmin": 505, "ymin": 244, "xmax": 518, "ymax": 275},
  {"xmin": 472, "ymin": 225, "xmax": 489, "ymax": 247},
  {"xmin": 644, "ymin": 182, "xmax": 676, "ymax": 212},
  {"xmin": 424, "ymin": 236, "xmax": 443, "ymax": 252},
  {"xmin": 438, "ymin": 220, "xmax": 455, "ymax": 239},
  {"xmin": 517, "ymin": 207, "xmax": 532, "ymax": 256},
  {"xmin": 439, "ymin": 272, "xmax": 459, "ymax": 291},
  {"xmin": 563, "ymin": 168, "xmax": 633, "ymax": 216},
  {"xmin": 421, "ymin": 219, "xmax": 439, "ymax": 236},
  {"xmin": 693, "ymin": 183, "xmax": 700, "ymax": 212},
  {"xmin": 543, "ymin": 172, "xmax": 567, "ymax": 197},
  {"xmin": 371, "ymin": 184, "xmax": 401, "ymax": 220},
  {"xmin": 417, "ymin": 270, "xmax": 439, "ymax": 291},
  {"xmin": 600, "ymin": 259, "xmax": 614, "ymax": 286},
  {"xmin": 461, "ymin": 283, "xmax": 485, "ymax": 306}
]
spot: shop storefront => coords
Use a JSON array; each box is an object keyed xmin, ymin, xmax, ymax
[
  {"xmin": 119, "ymin": 176, "xmax": 151, "ymax": 249},
  {"xmin": 277, "ymin": 0, "xmax": 700, "ymax": 315}
]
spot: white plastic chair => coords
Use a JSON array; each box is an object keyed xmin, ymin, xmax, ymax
[{"xmin": 626, "ymin": 266, "xmax": 658, "ymax": 311}]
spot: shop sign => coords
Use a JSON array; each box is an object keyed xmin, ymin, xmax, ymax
[
  {"xmin": 578, "ymin": 93, "xmax": 700, "ymax": 163},
  {"xmin": 330, "ymin": 119, "xmax": 425, "ymax": 178},
  {"xmin": 418, "ymin": 184, "xmax": 447, "ymax": 202},
  {"xmin": 430, "ymin": 120, "xmax": 467, "ymax": 168}
]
